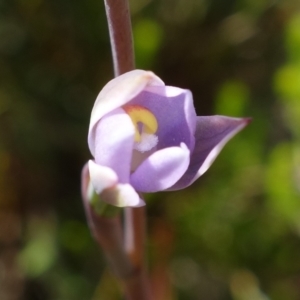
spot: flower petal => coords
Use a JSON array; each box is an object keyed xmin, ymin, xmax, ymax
[
  {"xmin": 89, "ymin": 70, "xmax": 164, "ymax": 155},
  {"xmin": 130, "ymin": 143, "xmax": 190, "ymax": 192},
  {"xmin": 129, "ymin": 86, "xmax": 196, "ymax": 151},
  {"xmin": 94, "ymin": 108, "xmax": 135, "ymax": 183},
  {"xmin": 88, "ymin": 160, "xmax": 118, "ymax": 194},
  {"xmin": 88, "ymin": 160, "xmax": 144, "ymax": 207},
  {"xmin": 168, "ymin": 116, "xmax": 251, "ymax": 190},
  {"xmin": 100, "ymin": 184, "xmax": 145, "ymax": 207}
]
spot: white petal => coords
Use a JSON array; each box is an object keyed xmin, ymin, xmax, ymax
[
  {"xmin": 98, "ymin": 183, "xmax": 145, "ymax": 207},
  {"xmin": 88, "ymin": 160, "xmax": 117, "ymax": 194}
]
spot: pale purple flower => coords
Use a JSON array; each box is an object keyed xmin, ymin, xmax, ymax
[{"xmin": 86, "ymin": 70, "xmax": 250, "ymax": 207}]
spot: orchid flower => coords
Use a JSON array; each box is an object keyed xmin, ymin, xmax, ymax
[{"xmin": 86, "ymin": 70, "xmax": 250, "ymax": 207}]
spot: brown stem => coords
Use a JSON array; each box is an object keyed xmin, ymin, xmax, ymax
[
  {"xmin": 104, "ymin": 0, "xmax": 135, "ymax": 76},
  {"xmin": 99, "ymin": 1, "xmax": 151, "ymax": 299},
  {"xmin": 124, "ymin": 206, "xmax": 152, "ymax": 300},
  {"xmin": 122, "ymin": 269, "xmax": 152, "ymax": 300},
  {"xmin": 124, "ymin": 207, "xmax": 145, "ymax": 269}
]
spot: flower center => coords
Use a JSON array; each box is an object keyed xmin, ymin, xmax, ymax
[{"xmin": 123, "ymin": 105, "xmax": 158, "ymax": 152}]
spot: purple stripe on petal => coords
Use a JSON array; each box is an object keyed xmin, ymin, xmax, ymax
[
  {"xmin": 130, "ymin": 143, "xmax": 190, "ymax": 192},
  {"xmin": 168, "ymin": 116, "xmax": 251, "ymax": 191},
  {"xmin": 129, "ymin": 86, "xmax": 196, "ymax": 152},
  {"xmin": 94, "ymin": 108, "xmax": 135, "ymax": 183}
]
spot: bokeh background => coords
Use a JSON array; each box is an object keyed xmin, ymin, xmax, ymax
[{"xmin": 1, "ymin": 0, "xmax": 300, "ymax": 299}]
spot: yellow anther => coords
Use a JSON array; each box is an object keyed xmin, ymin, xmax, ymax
[{"xmin": 123, "ymin": 105, "xmax": 158, "ymax": 142}]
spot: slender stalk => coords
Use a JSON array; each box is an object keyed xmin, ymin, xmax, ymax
[
  {"xmin": 104, "ymin": 0, "xmax": 135, "ymax": 76},
  {"xmin": 84, "ymin": 0, "xmax": 148, "ymax": 295},
  {"xmin": 124, "ymin": 207, "xmax": 145, "ymax": 268},
  {"xmin": 124, "ymin": 206, "xmax": 152, "ymax": 299},
  {"xmin": 103, "ymin": 0, "xmax": 152, "ymax": 299}
]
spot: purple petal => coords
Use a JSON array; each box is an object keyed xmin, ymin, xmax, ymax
[
  {"xmin": 129, "ymin": 86, "xmax": 196, "ymax": 152},
  {"xmin": 130, "ymin": 143, "xmax": 190, "ymax": 192},
  {"xmin": 94, "ymin": 108, "xmax": 134, "ymax": 183},
  {"xmin": 88, "ymin": 70, "xmax": 164, "ymax": 155},
  {"xmin": 168, "ymin": 116, "xmax": 251, "ymax": 191}
]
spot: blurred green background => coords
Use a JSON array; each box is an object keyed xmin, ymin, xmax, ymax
[{"xmin": 1, "ymin": 0, "xmax": 300, "ymax": 299}]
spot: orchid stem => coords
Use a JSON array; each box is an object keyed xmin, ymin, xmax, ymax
[
  {"xmin": 124, "ymin": 206, "xmax": 152, "ymax": 300},
  {"xmin": 124, "ymin": 207, "xmax": 144, "ymax": 267},
  {"xmin": 123, "ymin": 206, "xmax": 149, "ymax": 297},
  {"xmin": 102, "ymin": 0, "xmax": 152, "ymax": 299},
  {"xmin": 104, "ymin": 0, "xmax": 135, "ymax": 76}
]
